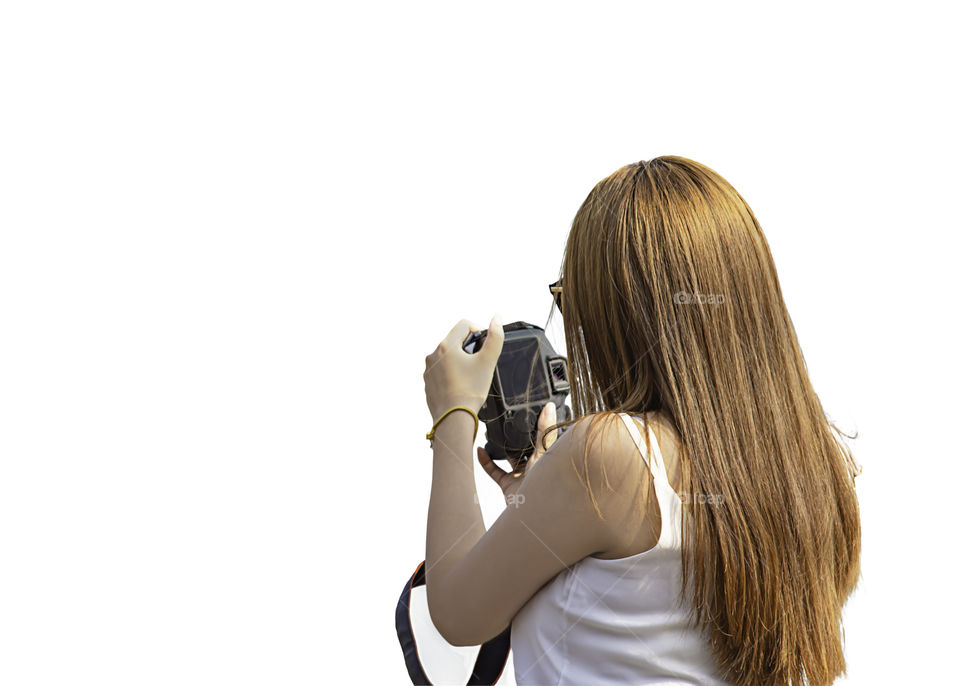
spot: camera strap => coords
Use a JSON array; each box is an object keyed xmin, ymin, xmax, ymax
[{"xmin": 396, "ymin": 561, "xmax": 512, "ymax": 685}]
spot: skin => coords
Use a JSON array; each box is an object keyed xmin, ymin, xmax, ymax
[{"xmin": 422, "ymin": 317, "xmax": 680, "ymax": 647}]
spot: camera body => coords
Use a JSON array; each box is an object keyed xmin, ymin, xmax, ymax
[{"xmin": 462, "ymin": 321, "xmax": 571, "ymax": 464}]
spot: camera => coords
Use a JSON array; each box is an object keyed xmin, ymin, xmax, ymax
[{"xmin": 462, "ymin": 321, "xmax": 571, "ymax": 464}]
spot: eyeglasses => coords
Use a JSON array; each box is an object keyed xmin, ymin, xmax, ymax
[{"xmin": 549, "ymin": 280, "xmax": 563, "ymax": 314}]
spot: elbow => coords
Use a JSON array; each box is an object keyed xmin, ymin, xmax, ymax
[
  {"xmin": 426, "ymin": 580, "xmax": 479, "ymax": 647},
  {"xmin": 437, "ymin": 624, "xmax": 479, "ymax": 648}
]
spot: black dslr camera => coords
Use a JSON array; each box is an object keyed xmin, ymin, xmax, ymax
[{"xmin": 462, "ymin": 321, "xmax": 571, "ymax": 465}]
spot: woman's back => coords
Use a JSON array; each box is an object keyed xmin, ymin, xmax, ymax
[
  {"xmin": 547, "ymin": 157, "xmax": 860, "ymax": 684},
  {"xmin": 511, "ymin": 413, "xmax": 730, "ymax": 685}
]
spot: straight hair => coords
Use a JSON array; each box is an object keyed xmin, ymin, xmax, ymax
[{"xmin": 547, "ymin": 156, "xmax": 861, "ymax": 685}]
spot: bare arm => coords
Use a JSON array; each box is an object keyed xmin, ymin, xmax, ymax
[
  {"xmin": 425, "ymin": 410, "xmax": 486, "ymax": 597},
  {"xmin": 420, "ymin": 318, "xmax": 650, "ymax": 646},
  {"xmin": 426, "ymin": 413, "xmax": 646, "ymax": 646}
]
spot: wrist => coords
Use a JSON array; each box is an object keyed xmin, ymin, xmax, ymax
[
  {"xmin": 431, "ymin": 397, "xmax": 482, "ymax": 423},
  {"xmin": 432, "ymin": 408, "xmax": 478, "ymax": 445}
]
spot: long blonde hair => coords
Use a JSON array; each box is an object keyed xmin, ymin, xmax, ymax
[{"xmin": 552, "ymin": 156, "xmax": 861, "ymax": 685}]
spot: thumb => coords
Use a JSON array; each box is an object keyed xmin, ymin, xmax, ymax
[{"xmin": 479, "ymin": 313, "xmax": 504, "ymax": 363}]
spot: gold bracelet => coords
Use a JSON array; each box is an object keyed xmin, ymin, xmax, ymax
[{"xmin": 426, "ymin": 406, "xmax": 479, "ymax": 446}]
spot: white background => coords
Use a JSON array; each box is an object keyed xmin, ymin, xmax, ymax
[{"xmin": 1, "ymin": 2, "xmax": 957, "ymax": 684}]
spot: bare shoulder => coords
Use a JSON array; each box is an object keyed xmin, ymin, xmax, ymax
[
  {"xmin": 557, "ymin": 410, "xmax": 680, "ymax": 485},
  {"xmin": 557, "ymin": 412, "xmax": 645, "ymax": 483},
  {"xmin": 534, "ymin": 412, "xmax": 670, "ymax": 539},
  {"xmin": 542, "ymin": 410, "xmax": 684, "ymax": 557}
]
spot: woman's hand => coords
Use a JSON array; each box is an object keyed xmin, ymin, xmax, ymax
[
  {"xmin": 423, "ymin": 316, "xmax": 504, "ymax": 422},
  {"xmin": 477, "ymin": 401, "xmax": 558, "ymax": 504}
]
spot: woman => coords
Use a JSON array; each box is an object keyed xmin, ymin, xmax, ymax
[{"xmin": 421, "ymin": 156, "xmax": 861, "ymax": 685}]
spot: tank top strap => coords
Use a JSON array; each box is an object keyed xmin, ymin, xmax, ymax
[
  {"xmin": 616, "ymin": 412, "xmax": 670, "ymax": 484},
  {"xmin": 617, "ymin": 412, "xmax": 683, "ymax": 549}
]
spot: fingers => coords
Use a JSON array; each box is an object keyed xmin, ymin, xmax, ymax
[
  {"xmin": 540, "ymin": 401, "xmax": 559, "ymax": 451},
  {"xmin": 477, "ymin": 446, "xmax": 521, "ymax": 492},
  {"xmin": 477, "ymin": 446, "xmax": 505, "ymax": 477},
  {"xmin": 437, "ymin": 316, "xmax": 502, "ymax": 358},
  {"xmin": 478, "ymin": 314, "xmax": 504, "ymax": 364},
  {"xmin": 482, "ymin": 429, "xmax": 522, "ymax": 472},
  {"xmin": 443, "ymin": 319, "xmax": 481, "ymax": 352},
  {"xmin": 527, "ymin": 401, "xmax": 558, "ymax": 473}
]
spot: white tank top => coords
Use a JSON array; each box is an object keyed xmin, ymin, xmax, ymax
[{"xmin": 510, "ymin": 412, "xmax": 731, "ymax": 685}]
